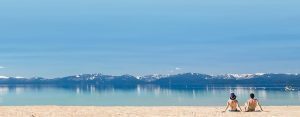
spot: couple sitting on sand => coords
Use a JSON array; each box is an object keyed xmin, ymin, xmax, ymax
[{"xmin": 224, "ymin": 93, "xmax": 263, "ymax": 112}]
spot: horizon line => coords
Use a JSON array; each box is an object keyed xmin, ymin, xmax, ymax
[{"xmin": 1, "ymin": 72, "xmax": 300, "ymax": 79}]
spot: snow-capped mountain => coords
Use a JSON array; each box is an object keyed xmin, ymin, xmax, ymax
[
  {"xmin": 0, "ymin": 76, "xmax": 26, "ymax": 79},
  {"xmin": 0, "ymin": 76, "xmax": 9, "ymax": 79},
  {"xmin": 0, "ymin": 73, "xmax": 299, "ymax": 86},
  {"xmin": 139, "ymin": 74, "xmax": 170, "ymax": 82},
  {"xmin": 214, "ymin": 73, "xmax": 266, "ymax": 79},
  {"xmin": 67, "ymin": 73, "xmax": 109, "ymax": 81}
]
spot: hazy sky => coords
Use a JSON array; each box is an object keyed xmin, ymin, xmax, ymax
[{"xmin": 1, "ymin": 0, "xmax": 300, "ymax": 78}]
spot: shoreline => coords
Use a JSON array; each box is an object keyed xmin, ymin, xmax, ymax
[{"xmin": 0, "ymin": 106, "xmax": 299, "ymax": 117}]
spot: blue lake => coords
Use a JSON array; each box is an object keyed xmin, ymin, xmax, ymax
[{"xmin": 0, "ymin": 85, "xmax": 299, "ymax": 106}]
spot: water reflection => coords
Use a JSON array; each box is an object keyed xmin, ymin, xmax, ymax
[
  {"xmin": 0, "ymin": 85, "xmax": 299, "ymax": 106},
  {"xmin": 15, "ymin": 87, "xmax": 25, "ymax": 95},
  {"xmin": 0, "ymin": 87, "xmax": 9, "ymax": 95}
]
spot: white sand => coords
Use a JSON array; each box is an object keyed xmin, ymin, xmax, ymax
[{"xmin": 0, "ymin": 106, "xmax": 298, "ymax": 117}]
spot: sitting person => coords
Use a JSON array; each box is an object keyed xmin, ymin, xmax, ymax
[
  {"xmin": 244, "ymin": 93, "xmax": 263, "ymax": 112},
  {"xmin": 224, "ymin": 93, "xmax": 242, "ymax": 112}
]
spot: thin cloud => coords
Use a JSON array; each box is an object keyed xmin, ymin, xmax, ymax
[
  {"xmin": 169, "ymin": 67, "xmax": 183, "ymax": 74},
  {"xmin": 0, "ymin": 66, "xmax": 5, "ymax": 69},
  {"xmin": 175, "ymin": 67, "xmax": 182, "ymax": 71}
]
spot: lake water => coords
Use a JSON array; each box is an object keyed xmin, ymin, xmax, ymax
[{"xmin": 0, "ymin": 85, "xmax": 299, "ymax": 106}]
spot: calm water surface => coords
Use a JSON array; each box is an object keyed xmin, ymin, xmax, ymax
[{"xmin": 0, "ymin": 85, "xmax": 299, "ymax": 106}]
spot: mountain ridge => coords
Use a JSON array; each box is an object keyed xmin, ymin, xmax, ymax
[{"xmin": 0, "ymin": 73, "xmax": 299, "ymax": 86}]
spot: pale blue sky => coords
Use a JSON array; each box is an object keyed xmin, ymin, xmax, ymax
[{"xmin": 0, "ymin": 0, "xmax": 300, "ymax": 78}]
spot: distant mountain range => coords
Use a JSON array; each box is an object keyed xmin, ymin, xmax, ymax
[{"xmin": 0, "ymin": 73, "xmax": 300, "ymax": 87}]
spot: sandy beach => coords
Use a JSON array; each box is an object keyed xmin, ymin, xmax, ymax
[{"xmin": 0, "ymin": 106, "xmax": 298, "ymax": 117}]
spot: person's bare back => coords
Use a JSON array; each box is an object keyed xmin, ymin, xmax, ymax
[
  {"xmin": 224, "ymin": 93, "xmax": 242, "ymax": 112},
  {"xmin": 228, "ymin": 99, "xmax": 238, "ymax": 111},
  {"xmin": 246, "ymin": 99, "xmax": 257, "ymax": 111},
  {"xmin": 245, "ymin": 93, "xmax": 263, "ymax": 112}
]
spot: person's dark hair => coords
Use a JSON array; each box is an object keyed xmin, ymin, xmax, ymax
[
  {"xmin": 230, "ymin": 93, "xmax": 236, "ymax": 100},
  {"xmin": 250, "ymin": 93, "xmax": 255, "ymax": 99}
]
